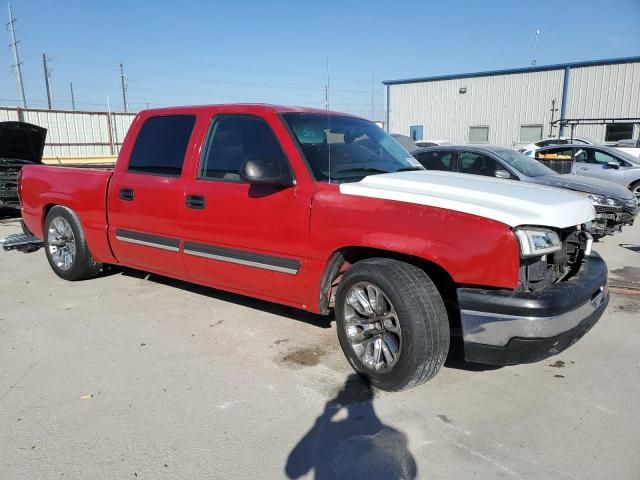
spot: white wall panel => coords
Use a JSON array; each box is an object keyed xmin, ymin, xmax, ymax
[
  {"xmin": 388, "ymin": 60, "xmax": 640, "ymax": 148},
  {"xmin": 0, "ymin": 108, "xmax": 136, "ymax": 157},
  {"xmin": 389, "ymin": 70, "xmax": 564, "ymax": 147}
]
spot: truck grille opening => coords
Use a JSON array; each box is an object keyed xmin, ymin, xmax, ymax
[{"xmin": 519, "ymin": 227, "xmax": 587, "ymax": 292}]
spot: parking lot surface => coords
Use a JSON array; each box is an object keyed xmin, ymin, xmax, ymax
[{"xmin": 1, "ymin": 210, "xmax": 639, "ymax": 479}]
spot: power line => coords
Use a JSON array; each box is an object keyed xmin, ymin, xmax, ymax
[{"xmin": 7, "ymin": 1, "xmax": 26, "ymax": 107}]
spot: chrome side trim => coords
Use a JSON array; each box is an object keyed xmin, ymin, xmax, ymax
[
  {"xmin": 461, "ymin": 286, "xmax": 608, "ymax": 347},
  {"xmin": 114, "ymin": 229, "xmax": 180, "ymax": 253},
  {"xmin": 115, "ymin": 235, "xmax": 179, "ymax": 252},
  {"xmin": 183, "ymin": 245, "xmax": 299, "ymax": 275}
]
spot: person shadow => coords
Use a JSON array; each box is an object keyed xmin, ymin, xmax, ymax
[{"xmin": 285, "ymin": 374, "xmax": 417, "ymax": 480}]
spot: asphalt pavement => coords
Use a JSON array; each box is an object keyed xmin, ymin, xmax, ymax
[{"xmin": 1, "ymin": 209, "xmax": 639, "ymax": 479}]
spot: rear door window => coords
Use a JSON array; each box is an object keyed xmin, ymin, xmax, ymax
[
  {"xmin": 128, "ymin": 115, "xmax": 196, "ymax": 176},
  {"xmin": 414, "ymin": 150, "xmax": 453, "ymax": 171}
]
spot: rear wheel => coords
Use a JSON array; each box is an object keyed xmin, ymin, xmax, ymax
[
  {"xmin": 44, "ymin": 206, "xmax": 102, "ymax": 281},
  {"xmin": 335, "ymin": 258, "xmax": 450, "ymax": 391}
]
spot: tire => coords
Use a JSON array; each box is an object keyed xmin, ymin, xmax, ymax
[
  {"xmin": 335, "ymin": 258, "xmax": 450, "ymax": 391},
  {"xmin": 43, "ymin": 205, "xmax": 102, "ymax": 281},
  {"xmin": 630, "ymin": 180, "xmax": 640, "ymax": 200}
]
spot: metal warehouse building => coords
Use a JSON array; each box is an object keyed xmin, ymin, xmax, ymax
[{"xmin": 383, "ymin": 56, "xmax": 640, "ymax": 148}]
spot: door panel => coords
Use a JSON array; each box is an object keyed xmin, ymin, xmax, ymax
[
  {"xmin": 107, "ymin": 113, "xmax": 197, "ymax": 276},
  {"xmin": 574, "ymin": 148, "xmax": 626, "ymax": 184},
  {"xmin": 181, "ymin": 113, "xmax": 311, "ymax": 304}
]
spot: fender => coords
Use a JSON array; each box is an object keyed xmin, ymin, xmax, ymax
[{"xmin": 304, "ymin": 183, "xmax": 521, "ymax": 312}]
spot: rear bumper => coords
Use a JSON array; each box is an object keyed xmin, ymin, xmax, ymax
[{"xmin": 457, "ymin": 253, "xmax": 609, "ymax": 365}]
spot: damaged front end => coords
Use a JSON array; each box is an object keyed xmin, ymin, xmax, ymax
[{"xmin": 590, "ymin": 199, "xmax": 638, "ymax": 236}]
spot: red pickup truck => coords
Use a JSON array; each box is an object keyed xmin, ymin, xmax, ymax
[{"xmin": 3, "ymin": 104, "xmax": 609, "ymax": 391}]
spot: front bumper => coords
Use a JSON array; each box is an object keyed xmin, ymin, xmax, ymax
[
  {"xmin": 591, "ymin": 205, "xmax": 638, "ymax": 235},
  {"xmin": 457, "ymin": 252, "xmax": 609, "ymax": 365}
]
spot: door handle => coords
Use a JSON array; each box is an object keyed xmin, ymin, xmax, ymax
[
  {"xmin": 578, "ymin": 167, "xmax": 588, "ymax": 171},
  {"xmin": 119, "ymin": 188, "xmax": 135, "ymax": 201},
  {"xmin": 186, "ymin": 195, "xmax": 206, "ymax": 209}
]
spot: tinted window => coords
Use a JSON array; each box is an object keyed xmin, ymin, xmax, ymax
[
  {"xmin": 199, "ymin": 115, "xmax": 289, "ymax": 182},
  {"xmin": 458, "ymin": 151, "xmax": 503, "ymax": 177},
  {"xmin": 128, "ymin": 115, "xmax": 196, "ymax": 175},
  {"xmin": 414, "ymin": 150, "xmax": 453, "ymax": 171}
]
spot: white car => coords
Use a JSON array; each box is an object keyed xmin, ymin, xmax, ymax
[
  {"xmin": 415, "ymin": 139, "xmax": 452, "ymax": 148},
  {"xmin": 520, "ymin": 137, "xmax": 596, "ymax": 155}
]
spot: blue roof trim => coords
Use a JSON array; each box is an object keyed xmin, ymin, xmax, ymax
[{"xmin": 382, "ymin": 56, "xmax": 640, "ymax": 85}]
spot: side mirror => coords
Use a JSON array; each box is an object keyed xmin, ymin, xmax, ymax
[
  {"xmin": 495, "ymin": 169, "xmax": 512, "ymax": 179},
  {"xmin": 605, "ymin": 161, "xmax": 620, "ymax": 169},
  {"xmin": 240, "ymin": 159, "xmax": 294, "ymax": 187}
]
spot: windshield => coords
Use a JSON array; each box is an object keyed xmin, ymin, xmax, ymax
[
  {"xmin": 282, "ymin": 113, "xmax": 423, "ymax": 182},
  {"xmin": 495, "ymin": 149, "xmax": 556, "ymax": 177}
]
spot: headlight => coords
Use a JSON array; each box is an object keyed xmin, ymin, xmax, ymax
[
  {"xmin": 584, "ymin": 193, "xmax": 619, "ymax": 207},
  {"xmin": 515, "ymin": 228, "xmax": 562, "ymax": 257}
]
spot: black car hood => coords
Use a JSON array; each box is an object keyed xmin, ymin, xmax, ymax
[
  {"xmin": 0, "ymin": 121, "xmax": 47, "ymax": 164},
  {"xmin": 537, "ymin": 174, "xmax": 635, "ymax": 201}
]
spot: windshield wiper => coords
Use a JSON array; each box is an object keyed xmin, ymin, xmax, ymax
[
  {"xmin": 332, "ymin": 167, "xmax": 391, "ymax": 175},
  {"xmin": 395, "ymin": 166, "xmax": 425, "ymax": 172}
]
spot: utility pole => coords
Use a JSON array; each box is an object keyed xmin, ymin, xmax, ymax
[
  {"xmin": 70, "ymin": 82, "xmax": 76, "ymax": 110},
  {"xmin": 42, "ymin": 53, "xmax": 53, "ymax": 109},
  {"xmin": 119, "ymin": 62, "xmax": 128, "ymax": 112},
  {"xmin": 7, "ymin": 2, "xmax": 27, "ymax": 107}
]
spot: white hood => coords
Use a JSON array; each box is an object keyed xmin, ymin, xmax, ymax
[{"xmin": 339, "ymin": 171, "xmax": 595, "ymax": 228}]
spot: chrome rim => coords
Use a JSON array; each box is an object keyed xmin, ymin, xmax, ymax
[
  {"xmin": 343, "ymin": 282, "xmax": 402, "ymax": 372},
  {"xmin": 633, "ymin": 184, "xmax": 640, "ymax": 200},
  {"xmin": 47, "ymin": 217, "xmax": 76, "ymax": 271}
]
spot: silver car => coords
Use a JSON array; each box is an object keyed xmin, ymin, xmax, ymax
[
  {"xmin": 531, "ymin": 144, "xmax": 640, "ymax": 199},
  {"xmin": 411, "ymin": 145, "xmax": 638, "ymax": 236}
]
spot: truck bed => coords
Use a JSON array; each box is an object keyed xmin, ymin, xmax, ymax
[{"xmin": 20, "ymin": 164, "xmax": 115, "ymax": 262}]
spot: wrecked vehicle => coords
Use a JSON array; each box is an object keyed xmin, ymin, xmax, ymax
[
  {"xmin": 412, "ymin": 145, "xmax": 638, "ymax": 236},
  {"xmin": 2, "ymin": 105, "xmax": 609, "ymax": 391},
  {"xmin": 0, "ymin": 122, "xmax": 47, "ymax": 209}
]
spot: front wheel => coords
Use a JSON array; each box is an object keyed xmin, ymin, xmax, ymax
[
  {"xmin": 44, "ymin": 206, "xmax": 102, "ymax": 281},
  {"xmin": 335, "ymin": 258, "xmax": 450, "ymax": 391},
  {"xmin": 630, "ymin": 180, "xmax": 640, "ymax": 201}
]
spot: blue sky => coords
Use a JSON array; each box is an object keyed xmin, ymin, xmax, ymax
[{"xmin": 1, "ymin": 0, "xmax": 639, "ymax": 119}]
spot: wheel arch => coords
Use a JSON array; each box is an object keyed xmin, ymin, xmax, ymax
[{"xmin": 318, "ymin": 246, "xmax": 457, "ymax": 316}]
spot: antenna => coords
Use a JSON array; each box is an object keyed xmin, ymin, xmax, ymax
[
  {"xmin": 324, "ymin": 57, "xmax": 330, "ymax": 110},
  {"xmin": 371, "ymin": 70, "xmax": 375, "ymax": 121},
  {"xmin": 532, "ymin": 29, "xmax": 541, "ymax": 66},
  {"xmin": 325, "ymin": 57, "xmax": 331, "ymax": 183},
  {"xmin": 7, "ymin": 2, "xmax": 27, "ymax": 107}
]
